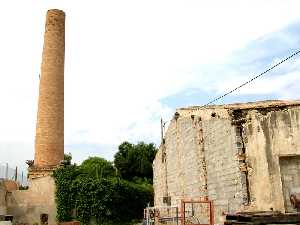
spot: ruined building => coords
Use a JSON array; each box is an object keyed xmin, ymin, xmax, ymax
[
  {"xmin": 0, "ymin": 9, "xmax": 65, "ymax": 225},
  {"xmin": 153, "ymin": 100, "xmax": 300, "ymax": 223}
]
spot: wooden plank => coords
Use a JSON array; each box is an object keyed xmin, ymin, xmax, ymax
[
  {"xmin": 234, "ymin": 211, "xmax": 280, "ymax": 215},
  {"xmin": 226, "ymin": 215, "xmax": 238, "ymax": 220},
  {"xmin": 224, "ymin": 221, "xmax": 260, "ymax": 225},
  {"xmin": 251, "ymin": 215, "xmax": 300, "ymax": 224},
  {"xmin": 225, "ymin": 213, "xmax": 300, "ymax": 224}
]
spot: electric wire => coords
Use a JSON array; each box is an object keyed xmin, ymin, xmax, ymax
[{"xmin": 203, "ymin": 50, "xmax": 300, "ymax": 107}]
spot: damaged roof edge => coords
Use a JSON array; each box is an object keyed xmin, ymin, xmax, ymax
[{"xmin": 177, "ymin": 100, "xmax": 300, "ymax": 112}]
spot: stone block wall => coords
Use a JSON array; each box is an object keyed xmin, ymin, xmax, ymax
[
  {"xmin": 154, "ymin": 115, "xmax": 208, "ymax": 207},
  {"xmin": 153, "ymin": 100, "xmax": 300, "ymax": 224},
  {"xmin": 202, "ymin": 118, "xmax": 245, "ymax": 222},
  {"xmin": 153, "ymin": 145, "xmax": 167, "ymax": 205}
]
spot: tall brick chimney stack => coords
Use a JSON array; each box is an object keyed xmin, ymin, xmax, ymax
[{"xmin": 34, "ymin": 9, "xmax": 65, "ymax": 168}]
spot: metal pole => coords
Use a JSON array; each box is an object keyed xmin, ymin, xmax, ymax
[
  {"xmin": 5, "ymin": 163, "xmax": 8, "ymax": 180},
  {"xmin": 161, "ymin": 118, "xmax": 164, "ymax": 144},
  {"xmin": 181, "ymin": 200, "xmax": 184, "ymax": 225},
  {"xmin": 176, "ymin": 207, "xmax": 179, "ymax": 225},
  {"xmin": 15, "ymin": 166, "xmax": 18, "ymax": 182},
  {"xmin": 210, "ymin": 201, "xmax": 214, "ymax": 225},
  {"xmin": 146, "ymin": 203, "xmax": 149, "ymax": 225}
]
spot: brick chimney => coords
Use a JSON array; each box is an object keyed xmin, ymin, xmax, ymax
[{"xmin": 34, "ymin": 9, "xmax": 65, "ymax": 168}]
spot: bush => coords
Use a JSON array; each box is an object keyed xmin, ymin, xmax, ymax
[{"xmin": 53, "ymin": 165, "xmax": 153, "ymax": 225}]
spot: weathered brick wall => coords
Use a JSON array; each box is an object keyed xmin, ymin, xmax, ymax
[
  {"xmin": 153, "ymin": 145, "xmax": 167, "ymax": 206},
  {"xmin": 34, "ymin": 9, "xmax": 65, "ymax": 168},
  {"xmin": 245, "ymin": 107, "xmax": 300, "ymax": 212},
  {"xmin": 153, "ymin": 109, "xmax": 242, "ymax": 223},
  {"xmin": 154, "ymin": 115, "xmax": 208, "ymax": 207},
  {"xmin": 202, "ymin": 118, "xmax": 245, "ymax": 223}
]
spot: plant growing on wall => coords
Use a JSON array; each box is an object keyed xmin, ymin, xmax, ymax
[{"xmin": 53, "ymin": 155, "xmax": 153, "ymax": 225}]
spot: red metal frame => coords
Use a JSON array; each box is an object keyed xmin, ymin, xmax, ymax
[{"xmin": 180, "ymin": 198, "xmax": 214, "ymax": 225}]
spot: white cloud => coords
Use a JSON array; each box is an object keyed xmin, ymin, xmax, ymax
[
  {"xmin": 213, "ymin": 70, "xmax": 300, "ymax": 97},
  {"xmin": 0, "ymin": 0, "xmax": 300, "ymax": 169},
  {"xmin": 202, "ymin": 51, "xmax": 300, "ymax": 100}
]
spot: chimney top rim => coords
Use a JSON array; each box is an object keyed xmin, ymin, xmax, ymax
[{"xmin": 47, "ymin": 9, "xmax": 65, "ymax": 16}]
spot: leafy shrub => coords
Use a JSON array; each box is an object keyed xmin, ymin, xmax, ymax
[{"xmin": 53, "ymin": 165, "xmax": 153, "ymax": 225}]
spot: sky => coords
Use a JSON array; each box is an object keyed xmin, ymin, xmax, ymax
[{"xmin": 0, "ymin": 0, "xmax": 300, "ymax": 176}]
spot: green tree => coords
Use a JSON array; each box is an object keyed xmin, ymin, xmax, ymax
[
  {"xmin": 114, "ymin": 141, "xmax": 157, "ymax": 183},
  {"xmin": 64, "ymin": 153, "xmax": 72, "ymax": 165},
  {"xmin": 80, "ymin": 157, "xmax": 116, "ymax": 179}
]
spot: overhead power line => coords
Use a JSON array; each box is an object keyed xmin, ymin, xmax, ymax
[
  {"xmin": 161, "ymin": 49, "xmax": 300, "ymax": 130},
  {"xmin": 203, "ymin": 49, "xmax": 300, "ymax": 107}
]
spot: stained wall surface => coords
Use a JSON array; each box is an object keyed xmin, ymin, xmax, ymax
[
  {"xmin": 279, "ymin": 156, "xmax": 300, "ymax": 212},
  {"xmin": 153, "ymin": 100, "xmax": 300, "ymax": 224},
  {"xmin": 244, "ymin": 107, "xmax": 300, "ymax": 212},
  {"xmin": 0, "ymin": 180, "xmax": 7, "ymax": 215},
  {"xmin": 6, "ymin": 176, "xmax": 56, "ymax": 225}
]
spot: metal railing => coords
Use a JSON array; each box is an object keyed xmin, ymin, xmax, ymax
[
  {"xmin": 144, "ymin": 198, "xmax": 214, "ymax": 225},
  {"xmin": 144, "ymin": 205, "xmax": 179, "ymax": 225},
  {"xmin": 180, "ymin": 199, "xmax": 214, "ymax": 225}
]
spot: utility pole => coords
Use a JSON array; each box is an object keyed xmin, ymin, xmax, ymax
[
  {"xmin": 161, "ymin": 118, "xmax": 167, "ymax": 144},
  {"xmin": 160, "ymin": 118, "xmax": 164, "ymax": 144}
]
